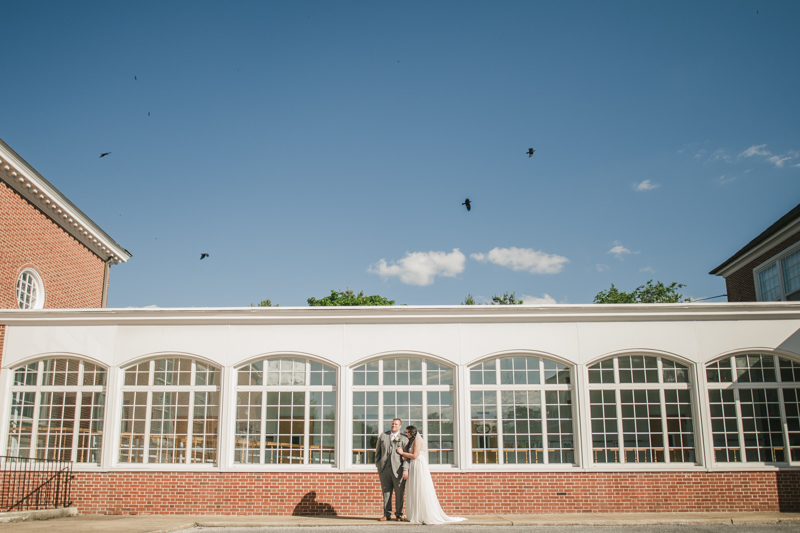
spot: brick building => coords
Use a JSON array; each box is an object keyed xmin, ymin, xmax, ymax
[
  {"xmin": 1, "ymin": 303, "xmax": 800, "ymax": 515},
  {"xmin": 710, "ymin": 203, "xmax": 800, "ymax": 302},
  {"xmin": 0, "ymin": 138, "xmax": 130, "ymax": 367}
]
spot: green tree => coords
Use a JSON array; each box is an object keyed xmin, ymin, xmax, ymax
[
  {"xmin": 307, "ymin": 289, "xmax": 395, "ymax": 306},
  {"xmin": 594, "ymin": 280, "xmax": 690, "ymax": 304},
  {"xmin": 491, "ymin": 292, "xmax": 523, "ymax": 305},
  {"xmin": 251, "ymin": 299, "xmax": 278, "ymax": 307},
  {"xmin": 461, "ymin": 292, "xmax": 523, "ymax": 305}
]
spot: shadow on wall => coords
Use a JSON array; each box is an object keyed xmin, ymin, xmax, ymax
[
  {"xmin": 777, "ymin": 471, "xmax": 800, "ymax": 512},
  {"xmin": 293, "ymin": 491, "xmax": 337, "ymax": 516}
]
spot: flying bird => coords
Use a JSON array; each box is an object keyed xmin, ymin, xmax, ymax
[
  {"xmin": 527, "ymin": 148, "xmax": 535, "ymax": 157},
  {"xmin": 462, "ymin": 198, "xmax": 471, "ymax": 211},
  {"xmin": 200, "ymin": 253, "xmax": 209, "ymax": 260},
  {"xmin": 100, "ymin": 152, "xmax": 111, "ymax": 158},
  {"xmin": 134, "ymin": 76, "xmax": 137, "ymax": 80},
  {"xmin": 148, "ymin": 112, "xmax": 150, "ymax": 116}
]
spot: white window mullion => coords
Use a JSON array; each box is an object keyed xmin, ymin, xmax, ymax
[
  {"xmin": 260, "ymin": 384, "xmax": 267, "ymax": 465},
  {"xmin": 303, "ymin": 392, "xmax": 310, "ymax": 465},
  {"xmin": 659, "ymin": 387, "xmax": 670, "ymax": 464},
  {"xmin": 186, "ymin": 388, "xmax": 195, "ymax": 465},
  {"xmin": 71, "ymin": 386, "xmax": 83, "ymax": 462},
  {"xmin": 775, "ymin": 356, "xmax": 792, "ymax": 463},
  {"xmin": 143, "ymin": 391, "xmax": 154, "ymax": 465},
  {"xmin": 495, "ymin": 381, "xmax": 504, "ymax": 465}
]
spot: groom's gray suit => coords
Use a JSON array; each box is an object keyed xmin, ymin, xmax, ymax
[{"xmin": 375, "ymin": 430, "xmax": 409, "ymax": 519}]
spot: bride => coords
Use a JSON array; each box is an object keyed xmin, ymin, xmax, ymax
[{"xmin": 396, "ymin": 425, "xmax": 466, "ymax": 525}]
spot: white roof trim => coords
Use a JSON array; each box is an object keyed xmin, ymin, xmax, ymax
[
  {"xmin": 0, "ymin": 302, "xmax": 799, "ymax": 326},
  {"xmin": 713, "ymin": 216, "xmax": 800, "ymax": 278},
  {"xmin": 0, "ymin": 141, "xmax": 130, "ymax": 264}
]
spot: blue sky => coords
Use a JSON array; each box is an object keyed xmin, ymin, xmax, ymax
[{"xmin": 3, "ymin": 1, "xmax": 800, "ymax": 307}]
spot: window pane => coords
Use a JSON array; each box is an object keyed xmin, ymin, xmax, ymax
[
  {"xmin": 471, "ymin": 391, "xmax": 498, "ymax": 464},
  {"xmin": 620, "ymin": 389, "xmax": 664, "ymax": 463},
  {"xmin": 590, "ymin": 389, "xmax": 619, "ymax": 463},
  {"xmin": 265, "ymin": 391, "xmax": 304, "ymax": 464},
  {"xmin": 759, "ymin": 264, "xmax": 781, "ymax": 301},
  {"xmin": 783, "ymin": 251, "xmax": 800, "ymax": 297},
  {"xmin": 427, "ymin": 391, "xmax": 454, "ymax": 465},
  {"xmin": 501, "ymin": 390, "xmax": 543, "ymax": 465},
  {"xmin": 309, "ymin": 391, "xmax": 336, "ymax": 465},
  {"xmin": 740, "ymin": 388, "xmax": 785, "ymax": 462},
  {"xmin": 353, "ymin": 389, "xmax": 379, "ymax": 465},
  {"xmin": 234, "ymin": 391, "xmax": 262, "ymax": 464}
]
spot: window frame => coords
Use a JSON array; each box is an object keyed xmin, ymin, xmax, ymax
[
  {"xmin": 16, "ymin": 268, "xmax": 45, "ymax": 310},
  {"xmin": 114, "ymin": 356, "xmax": 222, "ymax": 469},
  {"xmin": 230, "ymin": 355, "xmax": 338, "ymax": 470},
  {"xmin": 466, "ymin": 353, "xmax": 578, "ymax": 471},
  {"xmin": 348, "ymin": 355, "xmax": 458, "ymax": 471},
  {"xmin": 7, "ymin": 357, "xmax": 108, "ymax": 467},
  {"xmin": 583, "ymin": 352, "xmax": 703, "ymax": 471},
  {"xmin": 753, "ymin": 240, "xmax": 800, "ymax": 302},
  {"xmin": 703, "ymin": 352, "xmax": 800, "ymax": 467}
]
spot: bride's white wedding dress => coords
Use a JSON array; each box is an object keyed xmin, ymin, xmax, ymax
[{"xmin": 405, "ymin": 436, "xmax": 466, "ymax": 525}]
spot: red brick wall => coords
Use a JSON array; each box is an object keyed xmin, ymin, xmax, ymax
[
  {"xmin": 0, "ymin": 181, "xmax": 106, "ymax": 310},
  {"xmin": 0, "ymin": 325, "xmax": 4, "ymax": 370},
  {"xmin": 70, "ymin": 471, "xmax": 800, "ymax": 515},
  {"xmin": 725, "ymin": 231, "xmax": 800, "ymax": 302}
]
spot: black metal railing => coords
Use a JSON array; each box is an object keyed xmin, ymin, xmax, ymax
[{"xmin": 0, "ymin": 456, "xmax": 73, "ymax": 512}]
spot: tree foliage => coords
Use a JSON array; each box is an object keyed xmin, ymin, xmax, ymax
[
  {"xmin": 251, "ymin": 299, "xmax": 278, "ymax": 307},
  {"xmin": 307, "ymin": 289, "xmax": 395, "ymax": 306},
  {"xmin": 461, "ymin": 292, "xmax": 523, "ymax": 305},
  {"xmin": 491, "ymin": 292, "xmax": 523, "ymax": 305},
  {"xmin": 593, "ymin": 280, "xmax": 690, "ymax": 304}
]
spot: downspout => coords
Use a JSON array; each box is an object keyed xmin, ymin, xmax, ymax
[{"xmin": 101, "ymin": 258, "xmax": 113, "ymax": 308}]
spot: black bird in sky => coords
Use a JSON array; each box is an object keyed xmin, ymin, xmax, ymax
[
  {"xmin": 135, "ymin": 75, "xmax": 137, "ymax": 80},
  {"xmin": 527, "ymin": 148, "xmax": 535, "ymax": 157},
  {"xmin": 200, "ymin": 253, "xmax": 209, "ymax": 260},
  {"xmin": 462, "ymin": 198, "xmax": 471, "ymax": 211},
  {"xmin": 148, "ymin": 112, "xmax": 150, "ymax": 116},
  {"xmin": 100, "ymin": 152, "xmax": 111, "ymax": 158}
]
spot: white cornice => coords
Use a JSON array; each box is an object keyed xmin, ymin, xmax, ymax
[
  {"xmin": 1, "ymin": 303, "xmax": 799, "ymax": 326},
  {"xmin": 0, "ymin": 141, "xmax": 131, "ymax": 264}
]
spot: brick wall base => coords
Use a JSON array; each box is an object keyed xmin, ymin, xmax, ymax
[{"xmin": 70, "ymin": 471, "xmax": 800, "ymax": 515}]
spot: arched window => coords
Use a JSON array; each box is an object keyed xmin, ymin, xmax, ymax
[
  {"xmin": 16, "ymin": 269, "xmax": 44, "ymax": 309},
  {"xmin": 235, "ymin": 357, "xmax": 336, "ymax": 465},
  {"xmin": 118, "ymin": 357, "xmax": 220, "ymax": 465},
  {"xmin": 352, "ymin": 358, "xmax": 454, "ymax": 466},
  {"xmin": 469, "ymin": 355, "xmax": 573, "ymax": 465},
  {"xmin": 706, "ymin": 354, "xmax": 800, "ymax": 463},
  {"xmin": 8, "ymin": 358, "xmax": 106, "ymax": 463},
  {"xmin": 587, "ymin": 355, "xmax": 695, "ymax": 464}
]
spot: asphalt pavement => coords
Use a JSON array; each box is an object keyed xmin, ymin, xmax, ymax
[{"xmin": 2, "ymin": 512, "xmax": 800, "ymax": 533}]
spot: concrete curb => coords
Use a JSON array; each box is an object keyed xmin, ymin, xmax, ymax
[{"xmin": 0, "ymin": 506, "xmax": 77, "ymax": 523}]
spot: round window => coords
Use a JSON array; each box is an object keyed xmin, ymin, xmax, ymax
[{"xmin": 16, "ymin": 269, "xmax": 44, "ymax": 309}]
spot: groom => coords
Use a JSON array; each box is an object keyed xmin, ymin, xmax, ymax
[{"xmin": 375, "ymin": 417, "xmax": 409, "ymax": 521}]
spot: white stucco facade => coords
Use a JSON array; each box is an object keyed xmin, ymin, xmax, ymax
[{"xmin": 3, "ymin": 303, "xmax": 800, "ymax": 474}]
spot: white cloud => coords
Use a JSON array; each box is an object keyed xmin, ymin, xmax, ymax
[
  {"xmin": 596, "ymin": 263, "xmax": 609, "ymax": 272},
  {"xmin": 716, "ymin": 175, "xmax": 736, "ymax": 185},
  {"xmin": 608, "ymin": 242, "xmax": 637, "ymax": 260},
  {"xmin": 706, "ymin": 149, "xmax": 731, "ymax": 163},
  {"xmin": 369, "ymin": 249, "xmax": 466, "ymax": 286},
  {"xmin": 738, "ymin": 144, "xmax": 798, "ymax": 167},
  {"xmin": 740, "ymin": 144, "xmax": 771, "ymax": 158},
  {"xmin": 640, "ymin": 266, "xmax": 656, "ymax": 273},
  {"xmin": 767, "ymin": 155, "xmax": 793, "ymax": 168},
  {"xmin": 634, "ymin": 179, "xmax": 660, "ymax": 191},
  {"xmin": 520, "ymin": 293, "xmax": 557, "ymax": 305},
  {"xmin": 693, "ymin": 149, "xmax": 706, "ymax": 159},
  {"xmin": 470, "ymin": 247, "xmax": 569, "ymax": 274}
]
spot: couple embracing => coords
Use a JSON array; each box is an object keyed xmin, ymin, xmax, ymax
[{"xmin": 375, "ymin": 417, "xmax": 465, "ymax": 525}]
